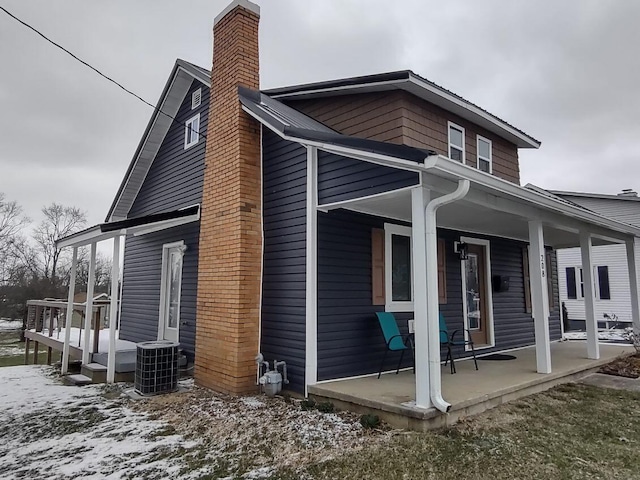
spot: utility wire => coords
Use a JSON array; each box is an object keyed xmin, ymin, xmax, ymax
[{"xmin": 0, "ymin": 4, "xmax": 206, "ymax": 139}]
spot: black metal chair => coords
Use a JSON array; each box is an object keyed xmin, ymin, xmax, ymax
[{"xmin": 440, "ymin": 313, "xmax": 478, "ymax": 374}]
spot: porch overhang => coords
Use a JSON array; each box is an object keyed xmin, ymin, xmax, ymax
[
  {"xmin": 317, "ymin": 154, "xmax": 640, "ymax": 248},
  {"xmin": 55, "ymin": 205, "xmax": 200, "ymax": 249}
]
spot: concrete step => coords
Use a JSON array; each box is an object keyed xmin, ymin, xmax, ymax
[
  {"xmin": 81, "ymin": 363, "xmax": 107, "ymax": 383},
  {"xmin": 91, "ymin": 350, "xmax": 136, "ymax": 373},
  {"xmin": 65, "ymin": 374, "xmax": 92, "ymax": 387}
]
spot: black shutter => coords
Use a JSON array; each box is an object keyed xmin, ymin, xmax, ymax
[
  {"xmin": 566, "ymin": 267, "xmax": 577, "ymax": 299},
  {"xmin": 598, "ymin": 266, "xmax": 611, "ymax": 300}
]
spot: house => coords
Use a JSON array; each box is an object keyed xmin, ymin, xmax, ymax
[
  {"xmin": 55, "ymin": 0, "xmax": 640, "ymax": 414},
  {"xmin": 550, "ymin": 189, "xmax": 640, "ymax": 330}
]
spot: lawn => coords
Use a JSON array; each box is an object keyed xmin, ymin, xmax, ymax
[{"xmin": 1, "ymin": 363, "xmax": 640, "ymax": 479}]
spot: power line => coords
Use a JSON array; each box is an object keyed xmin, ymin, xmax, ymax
[{"xmin": 0, "ymin": 4, "xmax": 206, "ymax": 140}]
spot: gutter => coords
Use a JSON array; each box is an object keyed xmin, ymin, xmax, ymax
[{"xmin": 424, "ymin": 179, "xmax": 470, "ymax": 412}]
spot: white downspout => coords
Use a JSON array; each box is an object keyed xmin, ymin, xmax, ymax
[{"xmin": 425, "ymin": 179, "xmax": 470, "ymax": 412}]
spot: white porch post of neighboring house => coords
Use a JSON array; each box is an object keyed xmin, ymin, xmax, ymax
[
  {"xmin": 107, "ymin": 236, "xmax": 121, "ymax": 383},
  {"xmin": 580, "ymin": 231, "xmax": 599, "ymax": 359},
  {"xmin": 528, "ymin": 220, "xmax": 551, "ymax": 373},
  {"xmin": 625, "ymin": 237, "xmax": 640, "ymax": 334},
  {"xmin": 61, "ymin": 246, "xmax": 78, "ymax": 375},
  {"xmin": 82, "ymin": 242, "xmax": 97, "ymax": 365},
  {"xmin": 411, "ymin": 185, "xmax": 431, "ymax": 409}
]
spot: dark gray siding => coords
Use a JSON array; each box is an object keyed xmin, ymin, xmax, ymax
[
  {"xmin": 129, "ymin": 79, "xmax": 208, "ymax": 217},
  {"xmin": 317, "ymin": 209, "xmax": 562, "ymax": 382},
  {"xmin": 120, "ymin": 222, "xmax": 200, "ymax": 360},
  {"xmin": 317, "ymin": 151, "xmax": 419, "ymax": 205},
  {"xmin": 260, "ymin": 129, "xmax": 307, "ymax": 393},
  {"xmin": 120, "ymin": 79, "xmax": 207, "ymax": 359}
]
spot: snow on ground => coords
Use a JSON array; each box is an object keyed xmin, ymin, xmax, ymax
[
  {"xmin": 0, "ymin": 366, "xmax": 388, "ymax": 479},
  {"xmin": 564, "ymin": 328, "xmax": 633, "ymax": 343},
  {"xmin": 0, "ymin": 365, "xmax": 198, "ymax": 479},
  {"xmin": 0, "ymin": 319, "xmax": 22, "ymax": 331}
]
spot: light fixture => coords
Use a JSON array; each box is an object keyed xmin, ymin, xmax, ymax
[{"xmin": 454, "ymin": 241, "xmax": 468, "ymax": 260}]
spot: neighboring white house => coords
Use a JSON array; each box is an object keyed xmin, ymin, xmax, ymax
[{"xmin": 551, "ymin": 189, "xmax": 640, "ymax": 328}]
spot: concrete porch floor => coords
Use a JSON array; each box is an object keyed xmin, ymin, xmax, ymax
[{"xmin": 308, "ymin": 341, "xmax": 633, "ymax": 431}]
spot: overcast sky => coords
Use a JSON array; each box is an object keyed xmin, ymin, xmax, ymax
[{"xmin": 1, "ymin": 0, "xmax": 639, "ymax": 233}]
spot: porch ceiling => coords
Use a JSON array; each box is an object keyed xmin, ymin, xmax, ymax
[{"xmin": 330, "ymin": 185, "xmax": 619, "ymax": 248}]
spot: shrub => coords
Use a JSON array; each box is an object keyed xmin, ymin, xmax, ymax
[
  {"xmin": 316, "ymin": 402, "xmax": 335, "ymax": 413},
  {"xmin": 300, "ymin": 399, "xmax": 316, "ymax": 411},
  {"xmin": 359, "ymin": 414, "xmax": 381, "ymax": 429}
]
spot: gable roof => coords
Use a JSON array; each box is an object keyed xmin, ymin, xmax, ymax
[
  {"xmin": 106, "ymin": 59, "xmax": 210, "ymax": 222},
  {"xmin": 264, "ymin": 70, "xmax": 540, "ymax": 149}
]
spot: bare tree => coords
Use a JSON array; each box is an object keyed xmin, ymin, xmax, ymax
[
  {"xmin": 32, "ymin": 203, "xmax": 87, "ymax": 295},
  {"xmin": 0, "ymin": 193, "xmax": 30, "ymax": 286}
]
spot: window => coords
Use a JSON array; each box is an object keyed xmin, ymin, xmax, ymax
[
  {"xmin": 184, "ymin": 114, "xmax": 200, "ymax": 149},
  {"xmin": 385, "ymin": 224, "xmax": 413, "ymax": 311},
  {"xmin": 371, "ymin": 226, "xmax": 447, "ymax": 310},
  {"xmin": 191, "ymin": 88, "xmax": 202, "ymax": 109},
  {"xmin": 159, "ymin": 242, "xmax": 186, "ymax": 343},
  {"xmin": 566, "ymin": 267, "xmax": 585, "ymax": 299},
  {"xmin": 448, "ymin": 122, "xmax": 465, "ymax": 163},
  {"xmin": 477, "ymin": 135, "xmax": 492, "ymax": 173}
]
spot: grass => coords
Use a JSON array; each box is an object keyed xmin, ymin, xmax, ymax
[
  {"xmin": 275, "ymin": 383, "xmax": 640, "ymax": 480},
  {"xmin": 0, "ymin": 330, "xmax": 55, "ymax": 367}
]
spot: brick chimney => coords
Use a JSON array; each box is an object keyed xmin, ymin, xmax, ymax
[{"xmin": 195, "ymin": 0, "xmax": 262, "ymax": 394}]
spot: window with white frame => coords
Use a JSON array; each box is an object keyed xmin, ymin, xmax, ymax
[
  {"xmin": 477, "ymin": 135, "xmax": 492, "ymax": 173},
  {"xmin": 448, "ymin": 122, "xmax": 465, "ymax": 162},
  {"xmin": 191, "ymin": 88, "xmax": 202, "ymax": 109},
  {"xmin": 384, "ymin": 223, "xmax": 413, "ymax": 311},
  {"xmin": 184, "ymin": 114, "xmax": 200, "ymax": 149},
  {"xmin": 566, "ymin": 266, "xmax": 610, "ymax": 300}
]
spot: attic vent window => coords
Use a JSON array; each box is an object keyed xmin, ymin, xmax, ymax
[
  {"xmin": 191, "ymin": 88, "xmax": 202, "ymax": 109},
  {"xmin": 184, "ymin": 114, "xmax": 200, "ymax": 149}
]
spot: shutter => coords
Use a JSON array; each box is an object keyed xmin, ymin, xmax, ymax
[
  {"xmin": 546, "ymin": 251, "xmax": 555, "ymax": 308},
  {"xmin": 598, "ymin": 266, "xmax": 610, "ymax": 300},
  {"xmin": 566, "ymin": 267, "xmax": 577, "ymax": 299},
  {"xmin": 372, "ymin": 228, "xmax": 385, "ymax": 305},
  {"xmin": 437, "ymin": 238, "xmax": 447, "ymax": 304},
  {"xmin": 523, "ymin": 247, "xmax": 531, "ymax": 313}
]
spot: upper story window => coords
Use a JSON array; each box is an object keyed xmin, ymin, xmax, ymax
[
  {"xmin": 477, "ymin": 135, "xmax": 492, "ymax": 173},
  {"xmin": 191, "ymin": 88, "xmax": 202, "ymax": 109},
  {"xmin": 448, "ymin": 122, "xmax": 465, "ymax": 162},
  {"xmin": 184, "ymin": 114, "xmax": 200, "ymax": 149}
]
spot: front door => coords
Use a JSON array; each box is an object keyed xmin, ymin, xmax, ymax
[
  {"xmin": 463, "ymin": 243, "xmax": 490, "ymax": 346},
  {"xmin": 160, "ymin": 243, "xmax": 185, "ymax": 343}
]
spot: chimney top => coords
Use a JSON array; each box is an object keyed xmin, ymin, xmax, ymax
[
  {"xmin": 214, "ymin": 0, "xmax": 260, "ymax": 26},
  {"xmin": 618, "ymin": 189, "xmax": 638, "ymax": 198}
]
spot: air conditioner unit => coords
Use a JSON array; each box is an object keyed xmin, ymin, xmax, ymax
[{"xmin": 134, "ymin": 341, "xmax": 179, "ymax": 396}]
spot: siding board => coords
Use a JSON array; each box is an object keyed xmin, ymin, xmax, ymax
[
  {"xmin": 316, "ymin": 210, "xmax": 561, "ymax": 382},
  {"xmin": 260, "ymin": 129, "xmax": 307, "ymax": 393},
  {"xmin": 119, "ymin": 79, "xmax": 207, "ymax": 360}
]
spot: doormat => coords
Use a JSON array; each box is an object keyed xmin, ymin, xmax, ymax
[{"xmin": 479, "ymin": 354, "xmax": 516, "ymax": 361}]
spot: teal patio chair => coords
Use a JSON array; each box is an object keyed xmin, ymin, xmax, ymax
[
  {"xmin": 375, "ymin": 312, "xmax": 415, "ymax": 379},
  {"xmin": 439, "ymin": 313, "xmax": 478, "ymax": 374}
]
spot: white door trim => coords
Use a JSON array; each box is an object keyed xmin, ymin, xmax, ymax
[
  {"xmin": 158, "ymin": 240, "xmax": 186, "ymax": 342},
  {"xmin": 460, "ymin": 236, "xmax": 495, "ymax": 350}
]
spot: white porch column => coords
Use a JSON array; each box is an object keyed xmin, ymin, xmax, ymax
[
  {"xmin": 305, "ymin": 146, "xmax": 318, "ymax": 395},
  {"xmin": 82, "ymin": 242, "xmax": 97, "ymax": 365},
  {"xmin": 528, "ymin": 220, "xmax": 551, "ymax": 373},
  {"xmin": 580, "ymin": 231, "xmax": 599, "ymax": 359},
  {"xmin": 411, "ymin": 185, "xmax": 431, "ymax": 409},
  {"xmin": 107, "ymin": 237, "xmax": 121, "ymax": 383},
  {"xmin": 61, "ymin": 247, "xmax": 78, "ymax": 375},
  {"xmin": 625, "ymin": 237, "xmax": 640, "ymax": 333}
]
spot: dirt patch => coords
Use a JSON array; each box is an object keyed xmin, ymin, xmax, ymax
[
  {"xmin": 128, "ymin": 380, "xmax": 394, "ymax": 475},
  {"xmin": 599, "ymin": 353, "xmax": 640, "ymax": 378}
]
